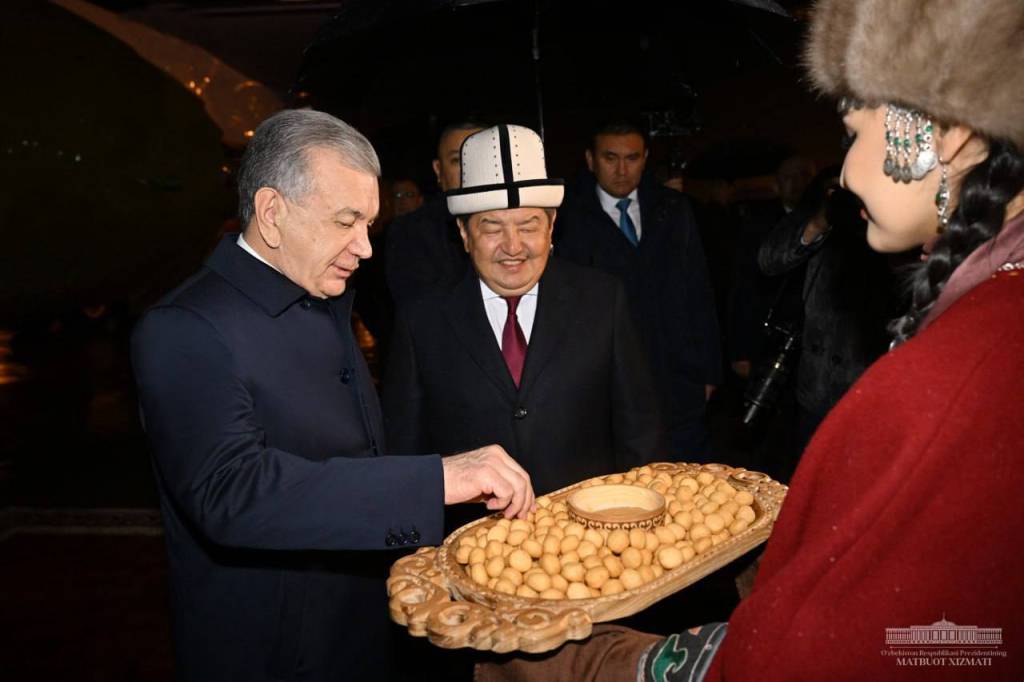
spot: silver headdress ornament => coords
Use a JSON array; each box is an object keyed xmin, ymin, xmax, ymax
[{"xmin": 883, "ymin": 104, "xmax": 937, "ymax": 183}]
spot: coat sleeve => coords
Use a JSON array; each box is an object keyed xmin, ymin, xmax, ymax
[
  {"xmin": 758, "ymin": 206, "xmax": 828, "ymax": 277},
  {"xmin": 610, "ymin": 282, "xmax": 667, "ymax": 468},
  {"xmin": 131, "ymin": 305, "xmax": 444, "ymax": 551},
  {"xmin": 381, "ymin": 309, "xmax": 427, "ymax": 456}
]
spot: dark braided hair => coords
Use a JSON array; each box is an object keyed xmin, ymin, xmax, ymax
[{"xmin": 888, "ymin": 139, "xmax": 1024, "ymax": 345}]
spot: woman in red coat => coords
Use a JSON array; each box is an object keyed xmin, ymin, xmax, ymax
[{"xmin": 477, "ymin": 0, "xmax": 1024, "ymax": 680}]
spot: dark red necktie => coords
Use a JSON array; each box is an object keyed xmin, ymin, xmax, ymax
[{"xmin": 501, "ymin": 296, "xmax": 528, "ymax": 387}]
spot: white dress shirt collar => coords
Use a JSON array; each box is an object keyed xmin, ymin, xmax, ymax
[
  {"xmin": 596, "ymin": 184, "xmax": 642, "ymax": 239},
  {"xmin": 237, "ymin": 233, "xmax": 281, "ymax": 273},
  {"xmin": 479, "ymin": 279, "xmax": 540, "ymax": 348}
]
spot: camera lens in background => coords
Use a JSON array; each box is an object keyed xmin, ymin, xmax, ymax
[{"xmin": 742, "ymin": 322, "xmax": 799, "ymax": 426}]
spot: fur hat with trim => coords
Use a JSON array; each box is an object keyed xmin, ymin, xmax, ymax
[
  {"xmin": 446, "ymin": 124, "xmax": 564, "ymax": 216},
  {"xmin": 805, "ymin": 0, "xmax": 1024, "ymax": 148}
]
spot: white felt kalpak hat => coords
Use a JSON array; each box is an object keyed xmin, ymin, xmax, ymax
[{"xmin": 446, "ymin": 124, "xmax": 564, "ymax": 216}]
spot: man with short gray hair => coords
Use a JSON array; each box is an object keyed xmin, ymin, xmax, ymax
[{"xmin": 131, "ymin": 109, "xmax": 533, "ymax": 682}]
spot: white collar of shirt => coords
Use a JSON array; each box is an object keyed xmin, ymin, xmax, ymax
[
  {"xmin": 236, "ymin": 233, "xmax": 281, "ymax": 272},
  {"xmin": 479, "ymin": 279, "xmax": 539, "ymax": 348},
  {"xmin": 596, "ymin": 184, "xmax": 642, "ymax": 240}
]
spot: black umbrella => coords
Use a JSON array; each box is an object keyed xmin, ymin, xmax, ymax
[{"xmin": 295, "ymin": 0, "xmax": 796, "ymax": 142}]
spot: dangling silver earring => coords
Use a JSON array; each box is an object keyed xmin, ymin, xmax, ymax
[
  {"xmin": 883, "ymin": 104, "xmax": 937, "ymax": 183},
  {"xmin": 935, "ymin": 161, "xmax": 951, "ymax": 232},
  {"xmin": 911, "ymin": 113, "xmax": 937, "ymax": 180},
  {"xmin": 883, "ymin": 106, "xmax": 898, "ymax": 179}
]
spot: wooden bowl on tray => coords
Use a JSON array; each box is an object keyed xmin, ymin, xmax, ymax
[{"xmin": 567, "ymin": 484, "xmax": 666, "ymax": 531}]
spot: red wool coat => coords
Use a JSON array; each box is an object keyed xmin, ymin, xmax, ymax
[{"xmin": 708, "ymin": 269, "xmax": 1024, "ymax": 681}]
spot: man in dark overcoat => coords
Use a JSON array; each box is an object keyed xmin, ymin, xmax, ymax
[
  {"xmin": 385, "ymin": 120, "xmax": 484, "ymax": 307},
  {"xmin": 131, "ymin": 110, "xmax": 533, "ymax": 682},
  {"xmin": 384, "ymin": 124, "xmax": 663, "ymax": 502},
  {"xmin": 555, "ymin": 122, "xmax": 722, "ymax": 457}
]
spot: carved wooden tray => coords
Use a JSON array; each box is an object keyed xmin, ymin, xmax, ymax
[{"xmin": 388, "ymin": 462, "xmax": 786, "ymax": 654}]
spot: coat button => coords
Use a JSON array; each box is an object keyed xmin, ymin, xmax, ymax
[
  {"xmin": 408, "ymin": 529, "xmax": 420, "ymax": 543},
  {"xmin": 300, "ymin": 298, "xmax": 312, "ymax": 310},
  {"xmin": 385, "ymin": 533, "xmax": 398, "ymax": 547},
  {"xmin": 830, "ymin": 354, "xmax": 842, "ymax": 366},
  {"xmin": 513, "ymin": 407, "xmax": 528, "ymax": 420},
  {"xmin": 339, "ymin": 368, "xmax": 352, "ymax": 384}
]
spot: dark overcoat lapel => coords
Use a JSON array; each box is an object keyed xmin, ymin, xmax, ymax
[
  {"xmin": 443, "ymin": 270, "xmax": 518, "ymax": 400},
  {"xmin": 519, "ymin": 260, "xmax": 577, "ymax": 401},
  {"xmin": 443, "ymin": 260, "xmax": 580, "ymax": 404}
]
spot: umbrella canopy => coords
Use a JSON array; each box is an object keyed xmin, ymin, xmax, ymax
[
  {"xmin": 294, "ymin": 0, "xmax": 817, "ymax": 177},
  {"xmin": 298, "ymin": 0, "xmax": 796, "ymax": 123}
]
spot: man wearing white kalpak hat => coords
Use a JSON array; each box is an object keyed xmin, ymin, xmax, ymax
[{"xmin": 384, "ymin": 125, "xmax": 664, "ymax": 501}]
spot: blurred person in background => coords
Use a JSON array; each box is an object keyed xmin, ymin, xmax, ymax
[
  {"xmin": 557, "ymin": 121, "xmax": 721, "ymax": 459},
  {"xmin": 385, "ymin": 120, "xmax": 485, "ymax": 305}
]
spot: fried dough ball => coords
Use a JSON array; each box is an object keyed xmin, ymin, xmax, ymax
[
  {"xmin": 539, "ymin": 553, "xmax": 561, "ymax": 576},
  {"xmin": 516, "ymin": 584, "xmax": 539, "ymax": 599},
  {"xmin": 603, "ymin": 555, "xmax": 624, "ymax": 578},
  {"xmin": 601, "ymin": 579, "xmax": 624, "ymax": 596},
  {"xmin": 562, "ymin": 561, "xmax": 585, "ymax": 583},
  {"xmin": 606, "ymin": 529, "xmax": 630, "ymax": 554},
  {"xmin": 657, "ymin": 546, "xmax": 684, "ymax": 570},
  {"xmin": 526, "ymin": 571, "xmax": 552, "ymax": 592},
  {"xmin": 566, "ymin": 582, "xmax": 592, "ymax": 600},
  {"xmin": 580, "ymin": 566, "xmax": 606, "ymax": 590},
  {"xmin": 499, "ymin": 567, "xmax": 523, "ymax": 586},
  {"xmin": 485, "ymin": 556, "xmax": 505, "ymax": 578},
  {"xmin": 522, "ymin": 538, "xmax": 543, "ymax": 559},
  {"xmin": 620, "ymin": 547, "xmax": 643, "ymax": 569},
  {"xmin": 619, "ymin": 568, "xmax": 643, "ymax": 590},
  {"xmin": 629, "ymin": 528, "xmax": 646, "ymax": 550},
  {"xmin": 508, "ymin": 549, "xmax": 532, "ymax": 573}
]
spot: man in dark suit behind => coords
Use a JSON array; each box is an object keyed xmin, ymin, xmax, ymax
[
  {"xmin": 130, "ymin": 110, "xmax": 534, "ymax": 682},
  {"xmin": 385, "ymin": 120, "xmax": 485, "ymax": 307},
  {"xmin": 384, "ymin": 124, "xmax": 663, "ymax": 502},
  {"xmin": 556, "ymin": 122, "xmax": 722, "ymax": 458}
]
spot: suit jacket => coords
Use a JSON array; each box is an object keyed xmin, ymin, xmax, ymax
[
  {"xmin": 555, "ymin": 174, "xmax": 722, "ymax": 455},
  {"xmin": 130, "ymin": 235, "xmax": 444, "ymax": 682},
  {"xmin": 385, "ymin": 196, "xmax": 469, "ymax": 306},
  {"xmin": 383, "ymin": 257, "xmax": 664, "ymax": 500}
]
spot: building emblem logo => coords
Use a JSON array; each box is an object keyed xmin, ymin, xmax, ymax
[{"xmin": 881, "ymin": 615, "xmax": 1006, "ymax": 670}]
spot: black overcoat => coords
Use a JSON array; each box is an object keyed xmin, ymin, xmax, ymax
[
  {"xmin": 383, "ymin": 257, "xmax": 664, "ymax": 499},
  {"xmin": 131, "ymin": 235, "xmax": 444, "ymax": 682},
  {"xmin": 555, "ymin": 174, "xmax": 722, "ymax": 455}
]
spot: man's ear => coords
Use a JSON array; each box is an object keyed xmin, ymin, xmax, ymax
[
  {"xmin": 456, "ymin": 217, "xmax": 470, "ymax": 253},
  {"xmin": 585, "ymin": 149, "xmax": 595, "ymax": 173},
  {"xmin": 432, "ymin": 159, "xmax": 443, "ymax": 187},
  {"xmin": 253, "ymin": 187, "xmax": 285, "ymax": 248}
]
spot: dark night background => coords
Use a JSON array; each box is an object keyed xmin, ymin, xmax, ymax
[{"xmin": 1, "ymin": 1, "xmax": 843, "ymax": 679}]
